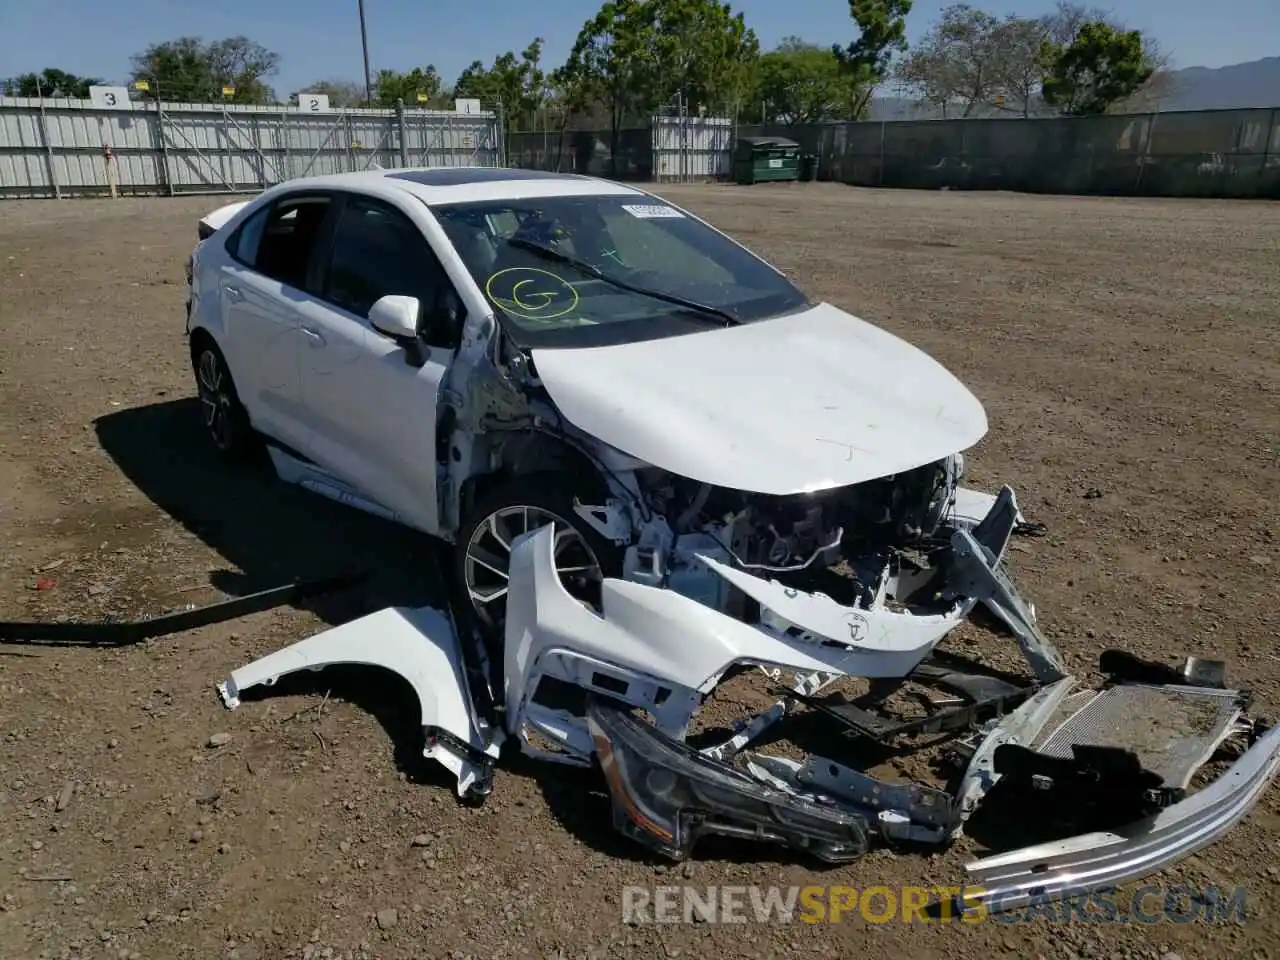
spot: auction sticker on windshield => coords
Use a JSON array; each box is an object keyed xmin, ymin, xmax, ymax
[{"xmin": 622, "ymin": 204, "xmax": 686, "ymax": 219}]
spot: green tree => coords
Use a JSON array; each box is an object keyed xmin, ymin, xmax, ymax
[
  {"xmin": 1040, "ymin": 20, "xmax": 1155, "ymax": 115},
  {"xmin": 554, "ymin": 0, "xmax": 661, "ymax": 161},
  {"xmin": 374, "ymin": 66, "xmax": 446, "ymax": 107},
  {"xmin": 130, "ymin": 36, "xmax": 279, "ymax": 103},
  {"xmin": 1041, "ymin": 2, "xmax": 1174, "ymax": 111},
  {"xmin": 833, "ymin": 0, "xmax": 914, "ymax": 118},
  {"xmin": 750, "ymin": 38, "xmax": 854, "ymax": 123},
  {"xmin": 648, "ymin": 0, "xmax": 760, "ymax": 116},
  {"xmin": 2, "ymin": 68, "xmax": 102, "ymax": 98},
  {"xmin": 555, "ymin": 0, "xmax": 758, "ymax": 164},
  {"xmin": 453, "ymin": 39, "xmax": 547, "ymax": 129}
]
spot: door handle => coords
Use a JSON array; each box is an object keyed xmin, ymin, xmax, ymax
[
  {"xmin": 300, "ymin": 326, "xmax": 325, "ymax": 345},
  {"xmin": 223, "ymin": 284, "xmax": 243, "ymax": 302}
]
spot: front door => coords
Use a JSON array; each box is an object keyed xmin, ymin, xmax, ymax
[{"xmin": 295, "ymin": 193, "xmax": 458, "ymax": 536}]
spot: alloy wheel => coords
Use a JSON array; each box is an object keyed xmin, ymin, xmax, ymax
[
  {"xmin": 196, "ymin": 349, "xmax": 234, "ymax": 452},
  {"xmin": 464, "ymin": 505, "xmax": 603, "ymax": 632}
]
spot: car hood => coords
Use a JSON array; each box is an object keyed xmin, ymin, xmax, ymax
[{"xmin": 529, "ymin": 302, "xmax": 988, "ymax": 496}]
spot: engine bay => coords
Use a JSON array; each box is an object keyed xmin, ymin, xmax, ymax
[{"xmin": 615, "ymin": 453, "xmax": 967, "ymax": 619}]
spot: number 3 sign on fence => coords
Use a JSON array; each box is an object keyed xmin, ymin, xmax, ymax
[{"xmin": 88, "ymin": 86, "xmax": 130, "ymax": 109}]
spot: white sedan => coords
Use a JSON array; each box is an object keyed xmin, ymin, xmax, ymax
[{"xmin": 186, "ymin": 166, "xmax": 991, "ymax": 640}]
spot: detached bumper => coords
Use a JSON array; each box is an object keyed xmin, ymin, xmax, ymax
[{"xmin": 965, "ymin": 723, "xmax": 1280, "ymax": 913}]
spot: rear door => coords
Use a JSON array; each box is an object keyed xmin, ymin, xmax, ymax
[
  {"xmin": 293, "ymin": 192, "xmax": 462, "ymax": 535},
  {"xmin": 220, "ymin": 192, "xmax": 335, "ymax": 448}
]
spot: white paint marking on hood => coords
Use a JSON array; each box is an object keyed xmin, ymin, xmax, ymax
[{"xmin": 531, "ymin": 301, "xmax": 988, "ymax": 495}]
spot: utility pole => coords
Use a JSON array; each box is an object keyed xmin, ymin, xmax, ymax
[{"xmin": 358, "ymin": 0, "xmax": 374, "ymax": 106}]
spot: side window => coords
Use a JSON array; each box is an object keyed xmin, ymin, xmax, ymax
[
  {"xmin": 226, "ymin": 205, "xmax": 267, "ymax": 263},
  {"xmin": 324, "ymin": 196, "xmax": 459, "ymax": 346},
  {"xmin": 228, "ymin": 195, "xmax": 331, "ymax": 291}
]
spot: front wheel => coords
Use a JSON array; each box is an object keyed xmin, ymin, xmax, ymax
[{"xmin": 454, "ymin": 473, "xmax": 624, "ymax": 643}]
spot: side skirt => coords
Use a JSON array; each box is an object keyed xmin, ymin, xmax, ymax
[{"xmin": 266, "ymin": 445, "xmax": 404, "ymax": 525}]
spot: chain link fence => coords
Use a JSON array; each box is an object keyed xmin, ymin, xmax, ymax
[
  {"xmin": 507, "ymin": 108, "xmax": 1279, "ymax": 199},
  {"xmin": 782, "ymin": 108, "xmax": 1279, "ymax": 198}
]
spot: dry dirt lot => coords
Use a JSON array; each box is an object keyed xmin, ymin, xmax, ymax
[{"xmin": 1, "ymin": 182, "xmax": 1279, "ymax": 960}]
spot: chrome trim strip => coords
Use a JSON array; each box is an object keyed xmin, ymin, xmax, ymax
[{"xmin": 964, "ymin": 723, "xmax": 1280, "ymax": 912}]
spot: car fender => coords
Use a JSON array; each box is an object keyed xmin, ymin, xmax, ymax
[{"xmin": 218, "ymin": 605, "xmax": 502, "ymax": 797}]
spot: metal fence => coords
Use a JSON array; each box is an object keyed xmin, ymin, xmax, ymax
[
  {"xmin": 7, "ymin": 99, "xmax": 1276, "ymax": 200},
  {"xmin": 505, "ymin": 115, "xmax": 733, "ymax": 183},
  {"xmin": 651, "ymin": 116, "xmax": 734, "ymax": 181},
  {"xmin": 0, "ymin": 97, "xmax": 503, "ymax": 198}
]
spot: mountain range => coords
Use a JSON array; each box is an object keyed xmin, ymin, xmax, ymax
[{"xmin": 1159, "ymin": 56, "xmax": 1280, "ymax": 111}]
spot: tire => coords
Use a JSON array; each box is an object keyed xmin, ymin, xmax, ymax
[
  {"xmin": 454, "ymin": 471, "xmax": 624, "ymax": 645},
  {"xmin": 191, "ymin": 339, "xmax": 257, "ymax": 462}
]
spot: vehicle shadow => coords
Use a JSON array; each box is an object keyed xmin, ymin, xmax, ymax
[
  {"xmin": 94, "ymin": 397, "xmax": 445, "ymax": 623},
  {"xmin": 95, "ymin": 397, "xmax": 464, "ymax": 789}
]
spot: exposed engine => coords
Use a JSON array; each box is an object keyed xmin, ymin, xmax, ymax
[{"xmin": 624, "ymin": 456, "xmax": 963, "ymax": 613}]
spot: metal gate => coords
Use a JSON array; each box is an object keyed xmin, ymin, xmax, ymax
[
  {"xmin": 651, "ymin": 114, "xmax": 734, "ymax": 182},
  {"xmin": 401, "ymin": 109, "xmax": 502, "ymax": 168}
]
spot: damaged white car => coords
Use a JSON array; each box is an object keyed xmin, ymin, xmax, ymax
[{"xmin": 194, "ymin": 167, "xmax": 1280, "ymax": 914}]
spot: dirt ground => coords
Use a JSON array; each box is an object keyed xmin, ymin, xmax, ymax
[{"xmin": 1, "ymin": 181, "xmax": 1278, "ymax": 960}]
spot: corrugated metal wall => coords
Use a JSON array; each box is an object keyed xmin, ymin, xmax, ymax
[
  {"xmin": 0, "ymin": 97, "xmax": 503, "ymax": 198},
  {"xmin": 651, "ymin": 116, "xmax": 734, "ymax": 182}
]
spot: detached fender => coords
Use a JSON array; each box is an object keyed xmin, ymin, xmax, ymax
[{"xmin": 218, "ymin": 606, "xmax": 502, "ymax": 797}]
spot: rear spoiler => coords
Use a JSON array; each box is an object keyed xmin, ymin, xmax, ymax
[{"xmin": 198, "ymin": 199, "xmax": 251, "ymax": 240}]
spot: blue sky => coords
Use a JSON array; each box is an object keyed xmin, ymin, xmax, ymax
[{"xmin": 2, "ymin": 0, "xmax": 1276, "ymax": 96}]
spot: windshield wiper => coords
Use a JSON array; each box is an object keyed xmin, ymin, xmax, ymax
[{"xmin": 503, "ymin": 237, "xmax": 740, "ymax": 327}]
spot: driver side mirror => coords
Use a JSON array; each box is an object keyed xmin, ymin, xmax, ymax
[{"xmin": 369, "ymin": 294, "xmax": 429, "ymax": 367}]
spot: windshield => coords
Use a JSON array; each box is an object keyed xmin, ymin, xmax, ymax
[{"xmin": 430, "ymin": 194, "xmax": 810, "ymax": 346}]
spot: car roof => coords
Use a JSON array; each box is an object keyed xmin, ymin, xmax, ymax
[{"xmin": 265, "ymin": 166, "xmax": 648, "ymax": 205}]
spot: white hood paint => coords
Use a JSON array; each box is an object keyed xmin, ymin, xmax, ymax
[{"xmin": 531, "ymin": 302, "xmax": 988, "ymax": 496}]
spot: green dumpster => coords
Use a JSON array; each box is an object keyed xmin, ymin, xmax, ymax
[
  {"xmin": 799, "ymin": 153, "xmax": 818, "ymax": 182},
  {"xmin": 732, "ymin": 136, "xmax": 800, "ymax": 185}
]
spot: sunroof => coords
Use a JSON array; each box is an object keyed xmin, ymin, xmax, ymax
[{"xmin": 386, "ymin": 168, "xmax": 586, "ymax": 186}]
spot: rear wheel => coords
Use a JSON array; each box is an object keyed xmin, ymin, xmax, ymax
[
  {"xmin": 191, "ymin": 339, "xmax": 257, "ymax": 462},
  {"xmin": 455, "ymin": 472, "xmax": 624, "ymax": 642}
]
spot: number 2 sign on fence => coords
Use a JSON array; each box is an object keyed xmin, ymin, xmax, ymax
[{"xmin": 298, "ymin": 94, "xmax": 331, "ymax": 113}]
